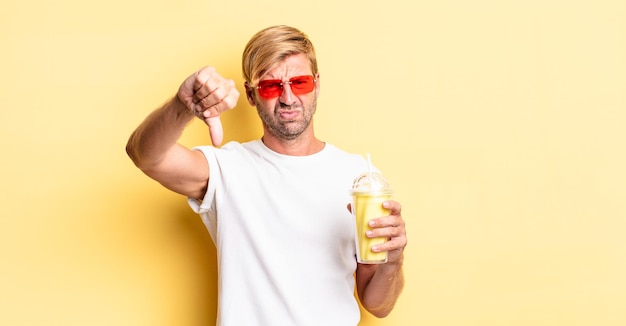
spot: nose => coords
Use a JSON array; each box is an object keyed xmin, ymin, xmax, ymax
[{"xmin": 278, "ymin": 82, "xmax": 296, "ymax": 105}]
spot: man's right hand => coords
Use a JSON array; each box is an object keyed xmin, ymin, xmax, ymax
[{"xmin": 178, "ymin": 66, "xmax": 240, "ymax": 147}]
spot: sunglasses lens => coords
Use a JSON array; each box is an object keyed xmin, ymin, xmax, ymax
[
  {"xmin": 257, "ymin": 80, "xmax": 282, "ymax": 99},
  {"xmin": 289, "ymin": 76, "xmax": 315, "ymax": 94}
]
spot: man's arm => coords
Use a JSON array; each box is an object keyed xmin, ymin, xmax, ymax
[
  {"xmin": 126, "ymin": 96, "xmax": 209, "ymax": 199},
  {"xmin": 125, "ymin": 67, "xmax": 239, "ymax": 199},
  {"xmin": 354, "ymin": 200, "xmax": 407, "ymax": 317}
]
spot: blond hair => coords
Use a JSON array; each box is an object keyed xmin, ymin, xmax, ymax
[{"xmin": 242, "ymin": 25, "xmax": 318, "ymax": 86}]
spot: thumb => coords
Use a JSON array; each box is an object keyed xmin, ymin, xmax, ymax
[{"xmin": 206, "ymin": 116, "xmax": 224, "ymax": 147}]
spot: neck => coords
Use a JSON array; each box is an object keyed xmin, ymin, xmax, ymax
[{"xmin": 261, "ymin": 128, "xmax": 324, "ymax": 156}]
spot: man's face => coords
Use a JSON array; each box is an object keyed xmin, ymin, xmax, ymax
[{"xmin": 247, "ymin": 53, "xmax": 319, "ymax": 140}]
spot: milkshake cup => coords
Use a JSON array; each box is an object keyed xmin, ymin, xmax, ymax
[{"xmin": 351, "ymin": 171, "xmax": 393, "ymax": 264}]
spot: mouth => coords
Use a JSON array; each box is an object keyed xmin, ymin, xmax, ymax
[{"xmin": 277, "ymin": 109, "xmax": 301, "ymax": 120}]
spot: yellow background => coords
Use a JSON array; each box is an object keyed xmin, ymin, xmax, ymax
[{"xmin": 1, "ymin": 0, "xmax": 625, "ymax": 325}]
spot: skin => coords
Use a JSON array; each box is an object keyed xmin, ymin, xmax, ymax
[{"xmin": 126, "ymin": 53, "xmax": 407, "ymax": 318}]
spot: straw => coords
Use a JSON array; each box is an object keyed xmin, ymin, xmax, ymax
[{"xmin": 366, "ymin": 153, "xmax": 373, "ymax": 191}]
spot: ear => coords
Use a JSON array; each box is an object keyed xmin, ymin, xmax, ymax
[
  {"xmin": 314, "ymin": 73, "xmax": 321, "ymax": 97},
  {"xmin": 244, "ymin": 83, "xmax": 257, "ymax": 106}
]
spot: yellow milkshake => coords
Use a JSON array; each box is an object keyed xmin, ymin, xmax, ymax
[{"xmin": 351, "ymin": 171, "xmax": 393, "ymax": 264}]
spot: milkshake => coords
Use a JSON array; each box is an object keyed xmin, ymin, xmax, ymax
[{"xmin": 351, "ymin": 171, "xmax": 393, "ymax": 264}]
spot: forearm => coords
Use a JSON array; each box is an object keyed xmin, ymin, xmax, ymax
[
  {"xmin": 126, "ymin": 96, "xmax": 194, "ymax": 169},
  {"xmin": 358, "ymin": 258, "xmax": 405, "ymax": 318}
]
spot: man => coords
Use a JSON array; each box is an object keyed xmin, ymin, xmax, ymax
[{"xmin": 126, "ymin": 25, "xmax": 407, "ymax": 325}]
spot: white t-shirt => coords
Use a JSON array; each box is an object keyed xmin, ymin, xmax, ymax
[{"xmin": 188, "ymin": 140, "xmax": 369, "ymax": 326}]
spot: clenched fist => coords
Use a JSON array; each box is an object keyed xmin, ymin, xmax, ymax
[{"xmin": 178, "ymin": 66, "xmax": 240, "ymax": 146}]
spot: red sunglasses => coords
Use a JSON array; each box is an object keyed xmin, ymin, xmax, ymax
[{"xmin": 252, "ymin": 75, "xmax": 316, "ymax": 99}]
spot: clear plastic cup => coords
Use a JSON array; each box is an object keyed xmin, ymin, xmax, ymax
[{"xmin": 351, "ymin": 171, "xmax": 393, "ymax": 264}]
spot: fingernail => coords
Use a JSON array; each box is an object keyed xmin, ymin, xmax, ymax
[{"xmin": 366, "ymin": 230, "xmax": 373, "ymax": 237}]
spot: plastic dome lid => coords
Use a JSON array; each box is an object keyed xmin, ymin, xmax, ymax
[{"xmin": 351, "ymin": 171, "xmax": 393, "ymax": 194}]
